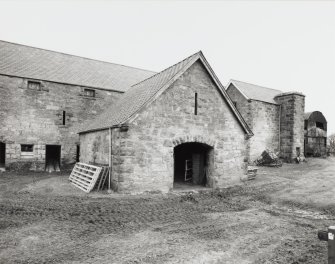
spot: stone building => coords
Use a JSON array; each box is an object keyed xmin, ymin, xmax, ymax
[
  {"xmin": 304, "ymin": 111, "xmax": 327, "ymax": 157},
  {"xmin": 0, "ymin": 40, "xmax": 311, "ymax": 194},
  {"xmin": 0, "ymin": 40, "xmax": 154, "ymax": 171},
  {"xmin": 226, "ymin": 80, "xmax": 305, "ymax": 162},
  {"xmin": 79, "ymin": 52, "xmax": 253, "ymax": 193}
]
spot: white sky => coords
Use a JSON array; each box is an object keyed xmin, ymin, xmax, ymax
[{"xmin": 1, "ymin": 0, "xmax": 334, "ymax": 134}]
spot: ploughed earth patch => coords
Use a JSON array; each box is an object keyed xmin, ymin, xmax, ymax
[{"xmin": 0, "ymin": 157, "xmax": 334, "ymax": 263}]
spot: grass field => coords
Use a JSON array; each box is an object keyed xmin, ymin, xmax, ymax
[{"xmin": 0, "ymin": 157, "xmax": 334, "ymax": 263}]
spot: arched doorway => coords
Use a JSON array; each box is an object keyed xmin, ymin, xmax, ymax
[{"xmin": 173, "ymin": 142, "xmax": 213, "ymax": 187}]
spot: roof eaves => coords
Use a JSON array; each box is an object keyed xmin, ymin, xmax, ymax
[
  {"xmin": 0, "ymin": 73, "xmax": 125, "ymax": 93},
  {"xmin": 78, "ymin": 124, "xmax": 119, "ymax": 134},
  {"xmin": 250, "ymin": 98, "xmax": 279, "ymax": 105}
]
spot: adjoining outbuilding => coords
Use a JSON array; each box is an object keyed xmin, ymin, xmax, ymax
[
  {"xmin": 79, "ymin": 52, "xmax": 253, "ymax": 193},
  {"xmin": 226, "ymin": 80, "xmax": 306, "ymax": 162},
  {"xmin": 304, "ymin": 111, "xmax": 327, "ymax": 157}
]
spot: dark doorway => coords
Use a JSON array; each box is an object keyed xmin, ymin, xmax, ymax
[
  {"xmin": 76, "ymin": 145, "xmax": 80, "ymax": 162},
  {"xmin": 45, "ymin": 145, "xmax": 61, "ymax": 172},
  {"xmin": 174, "ymin": 142, "xmax": 213, "ymax": 187},
  {"xmin": 304, "ymin": 138, "xmax": 307, "ymax": 156},
  {"xmin": 0, "ymin": 142, "xmax": 5, "ymax": 168}
]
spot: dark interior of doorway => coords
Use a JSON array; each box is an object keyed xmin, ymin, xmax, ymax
[
  {"xmin": 76, "ymin": 145, "xmax": 80, "ymax": 162},
  {"xmin": 45, "ymin": 145, "xmax": 61, "ymax": 172},
  {"xmin": 0, "ymin": 142, "xmax": 5, "ymax": 168},
  {"xmin": 174, "ymin": 142, "xmax": 211, "ymax": 187}
]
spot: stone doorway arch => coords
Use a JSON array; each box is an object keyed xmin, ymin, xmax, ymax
[{"xmin": 172, "ymin": 136, "xmax": 215, "ymax": 188}]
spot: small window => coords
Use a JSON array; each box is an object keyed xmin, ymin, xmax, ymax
[
  {"xmin": 21, "ymin": 144, "xmax": 33, "ymax": 152},
  {"xmin": 325, "ymin": 137, "xmax": 327, "ymax": 147},
  {"xmin": 316, "ymin": 122, "xmax": 324, "ymax": 130},
  {"xmin": 84, "ymin": 88, "xmax": 95, "ymax": 97},
  {"xmin": 62, "ymin": 111, "xmax": 66, "ymax": 125},
  {"xmin": 233, "ymin": 101, "xmax": 237, "ymax": 108},
  {"xmin": 27, "ymin": 81, "xmax": 41, "ymax": 91},
  {"xmin": 194, "ymin": 92, "xmax": 198, "ymax": 115}
]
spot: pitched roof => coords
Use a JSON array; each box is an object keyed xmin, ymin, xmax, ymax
[
  {"xmin": 0, "ymin": 40, "xmax": 155, "ymax": 92},
  {"xmin": 304, "ymin": 111, "xmax": 327, "ymax": 123},
  {"xmin": 226, "ymin": 79, "xmax": 282, "ymax": 104},
  {"xmin": 304, "ymin": 112, "xmax": 313, "ymax": 120},
  {"xmin": 79, "ymin": 51, "xmax": 253, "ymax": 136}
]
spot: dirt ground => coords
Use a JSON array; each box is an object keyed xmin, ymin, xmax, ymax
[{"xmin": 0, "ymin": 158, "xmax": 335, "ymax": 264}]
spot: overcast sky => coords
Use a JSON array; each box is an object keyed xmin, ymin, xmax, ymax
[{"xmin": 1, "ymin": 0, "xmax": 334, "ymax": 134}]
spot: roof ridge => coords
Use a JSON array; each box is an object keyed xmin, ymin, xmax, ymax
[
  {"xmin": 0, "ymin": 39, "xmax": 156, "ymax": 74},
  {"xmin": 231, "ymin": 79, "xmax": 282, "ymax": 92},
  {"xmin": 131, "ymin": 51, "xmax": 201, "ymax": 87}
]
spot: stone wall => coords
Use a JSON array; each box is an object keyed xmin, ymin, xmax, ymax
[
  {"xmin": 304, "ymin": 112, "xmax": 327, "ymax": 156},
  {"xmin": 106, "ymin": 61, "xmax": 250, "ymax": 193},
  {"xmin": 249, "ymin": 101, "xmax": 280, "ymax": 160},
  {"xmin": 0, "ymin": 74, "xmax": 122, "ymax": 170},
  {"xmin": 226, "ymin": 84, "xmax": 280, "ymax": 161},
  {"xmin": 79, "ymin": 129, "xmax": 110, "ymax": 166},
  {"xmin": 226, "ymin": 84, "xmax": 252, "ymax": 126},
  {"xmin": 274, "ymin": 92, "xmax": 305, "ymax": 161},
  {"xmin": 305, "ymin": 127, "xmax": 327, "ymax": 156}
]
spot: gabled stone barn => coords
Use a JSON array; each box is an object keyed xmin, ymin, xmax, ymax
[
  {"xmin": 304, "ymin": 111, "xmax": 327, "ymax": 156},
  {"xmin": 226, "ymin": 80, "xmax": 305, "ymax": 162},
  {"xmin": 0, "ymin": 40, "xmax": 155, "ymax": 171},
  {"xmin": 79, "ymin": 52, "xmax": 253, "ymax": 193}
]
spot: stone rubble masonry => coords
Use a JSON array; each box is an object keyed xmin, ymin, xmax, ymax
[
  {"xmin": 80, "ymin": 130, "xmax": 110, "ymax": 166},
  {"xmin": 274, "ymin": 92, "xmax": 305, "ymax": 161},
  {"xmin": 0, "ymin": 74, "xmax": 122, "ymax": 170},
  {"xmin": 80, "ymin": 61, "xmax": 250, "ymax": 194},
  {"xmin": 249, "ymin": 101, "xmax": 280, "ymax": 161},
  {"xmin": 226, "ymin": 84, "xmax": 280, "ymax": 161}
]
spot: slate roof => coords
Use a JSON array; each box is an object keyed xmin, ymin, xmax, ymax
[
  {"xmin": 227, "ymin": 79, "xmax": 282, "ymax": 104},
  {"xmin": 79, "ymin": 52, "xmax": 253, "ymax": 136},
  {"xmin": 79, "ymin": 52, "xmax": 200, "ymax": 133},
  {"xmin": 0, "ymin": 40, "xmax": 155, "ymax": 92}
]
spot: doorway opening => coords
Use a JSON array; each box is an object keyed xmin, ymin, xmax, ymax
[
  {"xmin": 76, "ymin": 145, "xmax": 80, "ymax": 162},
  {"xmin": 174, "ymin": 142, "xmax": 213, "ymax": 188},
  {"xmin": 0, "ymin": 142, "xmax": 5, "ymax": 168},
  {"xmin": 45, "ymin": 145, "xmax": 61, "ymax": 172}
]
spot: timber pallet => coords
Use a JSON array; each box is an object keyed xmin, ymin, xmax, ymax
[{"xmin": 69, "ymin": 162, "xmax": 102, "ymax": 193}]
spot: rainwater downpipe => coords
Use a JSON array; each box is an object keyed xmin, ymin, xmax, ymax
[
  {"xmin": 108, "ymin": 127, "xmax": 112, "ymax": 193},
  {"xmin": 278, "ymin": 104, "xmax": 281, "ymax": 154}
]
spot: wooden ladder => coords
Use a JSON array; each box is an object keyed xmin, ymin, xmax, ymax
[{"xmin": 184, "ymin": 159, "xmax": 192, "ymax": 181}]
